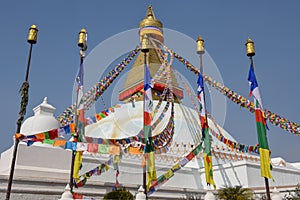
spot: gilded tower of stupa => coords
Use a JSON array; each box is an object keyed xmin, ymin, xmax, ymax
[{"xmin": 118, "ymin": 5, "xmax": 183, "ymax": 102}]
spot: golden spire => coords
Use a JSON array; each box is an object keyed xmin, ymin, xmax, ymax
[
  {"xmin": 138, "ymin": 5, "xmax": 163, "ymax": 29},
  {"xmin": 119, "ymin": 5, "xmax": 183, "ymax": 102},
  {"xmin": 138, "ymin": 5, "xmax": 164, "ymax": 44}
]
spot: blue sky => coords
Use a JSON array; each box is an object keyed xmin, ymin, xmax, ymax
[{"xmin": 0, "ymin": 1, "xmax": 299, "ymax": 163}]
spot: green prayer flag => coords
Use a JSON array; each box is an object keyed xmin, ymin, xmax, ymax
[{"xmin": 43, "ymin": 139, "xmax": 54, "ymax": 145}]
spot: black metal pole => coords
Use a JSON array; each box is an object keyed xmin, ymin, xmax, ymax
[
  {"xmin": 69, "ymin": 147, "xmax": 76, "ymax": 190},
  {"xmin": 199, "ymin": 54, "xmax": 207, "ymax": 107},
  {"xmin": 264, "ymin": 177, "xmax": 271, "ymax": 200},
  {"xmin": 250, "ymin": 57, "xmax": 254, "ymax": 71},
  {"xmin": 200, "ymin": 54, "xmax": 213, "ymax": 191},
  {"xmin": 6, "ymin": 43, "xmax": 33, "ymax": 200},
  {"xmin": 25, "ymin": 44, "xmax": 33, "ymax": 83},
  {"xmin": 199, "ymin": 53, "xmax": 203, "ymax": 74},
  {"xmin": 69, "ymin": 55, "xmax": 84, "ymax": 190},
  {"xmin": 5, "ymin": 139, "xmax": 20, "ymax": 200},
  {"xmin": 142, "ymin": 51, "xmax": 148, "ymax": 196},
  {"xmin": 199, "ymin": 54, "xmax": 210, "ymax": 134},
  {"xmin": 69, "ymin": 151, "xmax": 76, "ymax": 189},
  {"xmin": 250, "ymin": 56, "xmax": 271, "ymax": 200}
]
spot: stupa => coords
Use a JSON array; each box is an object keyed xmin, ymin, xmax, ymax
[{"xmin": 1, "ymin": 5, "xmax": 300, "ymax": 200}]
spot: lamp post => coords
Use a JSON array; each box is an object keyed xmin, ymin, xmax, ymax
[
  {"xmin": 245, "ymin": 38, "xmax": 271, "ymax": 200},
  {"xmin": 141, "ymin": 34, "xmax": 150, "ymax": 196},
  {"xmin": 69, "ymin": 28, "xmax": 88, "ymax": 190},
  {"xmin": 5, "ymin": 25, "xmax": 38, "ymax": 200}
]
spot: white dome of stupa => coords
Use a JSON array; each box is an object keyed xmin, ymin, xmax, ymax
[
  {"xmin": 20, "ymin": 97, "xmax": 59, "ymax": 135},
  {"xmin": 86, "ymin": 101, "xmax": 236, "ymax": 145}
]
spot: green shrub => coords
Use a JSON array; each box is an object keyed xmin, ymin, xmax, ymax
[
  {"xmin": 103, "ymin": 188, "xmax": 134, "ymax": 200},
  {"xmin": 217, "ymin": 185, "xmax": 254, "ymax": 200}
]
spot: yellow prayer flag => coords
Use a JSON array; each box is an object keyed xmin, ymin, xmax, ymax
[
  {"xmin": 146, "ymin": 152, "xmax": 157, "ymax": 190},
  {"xmin": 73, "ymin": 151, "xmax": 83, "ymax": 181},
  {"xmin": 259, "ymin": 148, "xmax": 272, "ymax": 179},
  {"xmin": 204, "ymin": 154, "xmax": 216, "ymax": 189},
  {"xmin": 164, "ymin": 169, "xmax": 174, "ymax": 180}
]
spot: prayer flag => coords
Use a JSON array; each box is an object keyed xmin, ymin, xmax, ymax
[
  {"xmin": 53, "ymin": 140, "xmax": 66, "ymax": 147},
  {"xmin": 76, "ymin": 142, "xmax": 88, "ymax": 151},
  {"xmin": 129, "ymin": 147, "xmax": 142, "ymax": 155},
  {"xmin": 197, "ymin": 72, "xmax": 216, "ymax": 189},
  {"xmin": 164, "ymin": 169, "xmax": 174, "ymax": 180},
  {"xmin": 65, "ymin": 141, "xmax": 77, "ymax": 151},
  {"xmin": 48, "ymin": 129, "xmax": 58, "ymax": 139},
  {"xmin": 144, "ymin": 64, "xmax": 153, "ymax": 128},
  {"xmin": 248, "ymin": 63, "xmax": 263, "ymax": 108},
  {"xmin": 144, "ymin": 64, "xmax": 156, "ymax": 190},
  {"xmin": 69, "ymin": 123, "xmax": 76, "ymax": 134},
  {"xmin": 43, "ymin": 139, "xmax": 55, "ymax": 145},
  {"xmin": 87, "ymin": 143, "xmax": 98, "ymax": 153},
  {"xmin": 248, "ymin": 64, "xmax": 272, "ymax": 179},
  {"xmin": 35, "ymin": 133, "xmax": 45, "ymax": 140},
  {"xmin": 108, "ymin": 145, "xmax": 121, "ymax": 155},
  {"xmin": 73, "ymin": 151, "xmax": 83, "ymax": 182}
]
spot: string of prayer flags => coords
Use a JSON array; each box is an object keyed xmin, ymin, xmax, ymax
[
  {"xmin": 148, "ymin": 141, "xmax": 203, "ymax": 196},
  {"xmin": 170, "ymin": 63, "xmax": 258, "ymax": 155},
  {"xmin": 17, "ymin": 133, "xmax": 122, "ymax": 155},
  {"xmin": 57, "ymin": 47, "xmax": 140, "ymax": 126},
  {"xmin": 206, "ymin": 113, "xmax": 259, "ymax": 154},
  {"xmin": 16, "ymin": 103, "xmax": 174, "ymax": 155},
  {"xmin": 83, "ymin": 102, "xmax": 174, "ymax": 150},
  {"xmin": 85, "ymin": 105, "xmax": 120, "ymax": 126},
  {"xmin": 14, "ymin": 103, "xmax": 118, "ymax": 140},
  {"xmin": 74, "ymin": 157, "xmax": 113, "ymax": 188},
  {"xmin": 172, "ymin": 49, "xmax": 300, "ymax": 136},
  {"xmin": 209, "ymin": 126, "xmax": 259, "ymax": 154}
]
